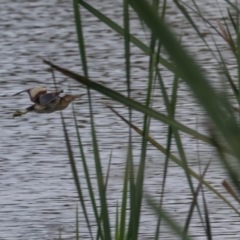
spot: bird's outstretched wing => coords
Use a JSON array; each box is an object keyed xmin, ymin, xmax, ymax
[
  {"xmin": 13, "ymin": 86, "xmax": 47, "ymax": 103},
  {"xmin": 39, "ymin": 90, "xmax": 63, "ymax": 106}
]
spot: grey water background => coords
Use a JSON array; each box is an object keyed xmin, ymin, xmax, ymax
[{"xmin": 0, "ymin": 0, "xmax": 239, "ymax": 239}]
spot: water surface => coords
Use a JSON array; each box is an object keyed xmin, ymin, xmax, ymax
[{"xmin": 0, "ymin": 0, "xmax": 239, "ymax": 239}]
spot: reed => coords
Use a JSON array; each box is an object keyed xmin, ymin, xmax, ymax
[{"xmin": 45, "ymin": 0, "xmax": 240, "ymax": 239}]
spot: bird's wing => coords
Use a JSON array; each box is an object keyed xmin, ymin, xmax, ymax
[
  {"xmin": 39, "ymin": 93, "xmax": 58, "ymax": 106},
  {"xmin": 49, "ymin": 90, "xmax": 64, "ymax": 95},
  {"xmin": 13, "ymin": 86, "xmax": 47, "ymax": 103},
  {"xmin": 38, "ymin": 90, "xmax": 63, "ymax": 106},
  {"xmin": 13, "ymin": 89, "xmax": 29, "ymax": 96}
]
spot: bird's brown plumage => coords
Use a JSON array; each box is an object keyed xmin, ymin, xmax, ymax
[
  {"xmin": 13, "ymin": 87, "xmax": 84, "ymax": 118},
  {"xmin": 13, "ymin": 86, "xmax": 48, "ymax": 103}
]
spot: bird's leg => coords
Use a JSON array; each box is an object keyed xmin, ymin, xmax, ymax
[
  {"xmin": 13, "ymin": 105, "xmax": 34, "ymax": 118},
  {"xmin": 13, "ymin": 110, "xmax": 29, "ymax": 118}
]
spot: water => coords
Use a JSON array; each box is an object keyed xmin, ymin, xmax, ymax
[{"xmin": 0, "ymin": 0, "xmax": 239, "ymax": 239}]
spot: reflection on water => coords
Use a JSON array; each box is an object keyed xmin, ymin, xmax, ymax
[{"xmin": 0, "ymin": 0, "xmax": 239, "ymax": 239}]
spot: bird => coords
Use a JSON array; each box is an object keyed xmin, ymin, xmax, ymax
[{"xmin": 13, "ymin": 86, "xmax": 84, "ymax": 118}]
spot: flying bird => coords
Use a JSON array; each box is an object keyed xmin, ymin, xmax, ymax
[{"xmin": 13, "ymin": 86, "xmax": 84, "ymax": 118}]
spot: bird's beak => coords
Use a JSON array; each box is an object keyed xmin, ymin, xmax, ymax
[{"xmin": 72, "ymin": 94, "xmax": 85, "ymax": 100}]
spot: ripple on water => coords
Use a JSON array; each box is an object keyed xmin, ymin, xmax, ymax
[{"xmin": 0, "ymin": 0, "xmax": 239, "ymax": 239}]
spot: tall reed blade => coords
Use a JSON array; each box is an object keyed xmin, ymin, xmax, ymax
[
  {"xmin": 42, "ymin": 59, "xmax": 216, "ymax": 147},
  {"xmin": 60, "ymin": 112, "xmax": 93, "ymax": 239},
  {"xmin": 129, "ymin": 0, "xmax": 240, "ymax": 169}
]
